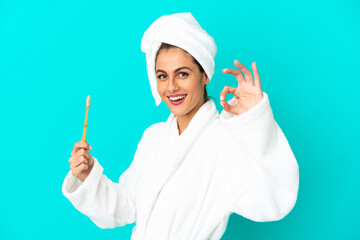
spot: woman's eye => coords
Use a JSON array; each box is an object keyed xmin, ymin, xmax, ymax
[
  {"xmin": 179, "ymin": 72, "xmax": 188, "ymax": 77},
  {"xmin": 158, "ymin": 74, "xmax": 166, "ymax": 80}
]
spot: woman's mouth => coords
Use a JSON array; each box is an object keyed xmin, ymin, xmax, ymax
[{"xmin": 168, "ymin": 94, "xmax": 187, "ymax": 105}]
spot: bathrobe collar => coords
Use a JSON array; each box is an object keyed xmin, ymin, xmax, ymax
[{"xmin": 168, "ymin": 98, "xmax": 219, "ymax": 138}]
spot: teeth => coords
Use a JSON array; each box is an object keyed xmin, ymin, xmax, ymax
[{"xmin": 169, "ymin": 95, "xmax": 186, "ymax": 101}]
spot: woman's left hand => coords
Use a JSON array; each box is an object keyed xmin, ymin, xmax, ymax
[{"xmin": 220, "ymin": 60, "xmax": 264, "ymax": 115}]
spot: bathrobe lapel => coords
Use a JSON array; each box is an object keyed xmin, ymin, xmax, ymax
[{"xmin": 141, "ymin": 99, "xmax": 219, "ymax": 238}]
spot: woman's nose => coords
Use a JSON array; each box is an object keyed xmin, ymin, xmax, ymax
[{"xmin": 167, "ymin": 77, "xmax": 179, "ymax": 92}]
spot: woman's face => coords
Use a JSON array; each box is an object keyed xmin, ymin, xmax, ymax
[{"xmin": 156, "ymin": 48, "xmax": 209, "ymax": 118}]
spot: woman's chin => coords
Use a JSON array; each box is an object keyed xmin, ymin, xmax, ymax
[
  {"xmin": 166, "ymin": 104, "xmax": 187, "ymax": 117},
  {"xmin": 169, "ymin": 108, "xmax": 185, "ymax": 117}
]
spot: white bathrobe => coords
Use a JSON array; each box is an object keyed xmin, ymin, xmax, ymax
[{"xmin": 62, "ymin": 92, "xmax": 299, "ymax": 240}]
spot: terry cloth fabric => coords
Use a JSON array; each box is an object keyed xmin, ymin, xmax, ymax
[
  {"xmin": 62, "ymin": 92, "xmax": 300, "ymax": 239},
  {"xmin": 140, "ymin": 12, "xmax": 217, "ymax": 106}
]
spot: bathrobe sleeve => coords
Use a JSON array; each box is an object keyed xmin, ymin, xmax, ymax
[
  {"xmin": 62, "ymin": 130, "xmax": 148, "ymax": 229},
  {"xmin": 219, "ymin": 92, "xmax": 299, "ymax": 222}
]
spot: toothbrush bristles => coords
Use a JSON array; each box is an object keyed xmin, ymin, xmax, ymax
[{"xmin": 86, "ymin": 95, "xmax": 91, "ymax": 107}]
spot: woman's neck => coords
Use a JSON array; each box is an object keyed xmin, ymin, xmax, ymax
[
  {"xmin": 176, "ymin": 98, "xmax": 206, "ymax": 135},
  {"xmin": 177, "ymin": 115, "xmax": 191, "ymax": 136}
]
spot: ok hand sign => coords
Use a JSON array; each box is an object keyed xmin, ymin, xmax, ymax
[{"xmin": 220, "ymin": 60, "xmax": 264, "ymax": 115}]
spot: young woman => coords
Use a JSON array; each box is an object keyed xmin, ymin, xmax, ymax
[{"xmin": 62, "ymin": 12, "xmax": 299, "ymax": 240}]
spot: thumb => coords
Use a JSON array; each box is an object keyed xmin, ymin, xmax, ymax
[
  {"xmin": 221, "ymin": 100, "xmax": 234, "ymax": 113},
  {"xmin": 84, "ymin": 139, "xmax": 92, "ymax": 150}
]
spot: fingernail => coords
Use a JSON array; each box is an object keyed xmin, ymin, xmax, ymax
[
  {"xmin": 220, "ymin": 96, "xmax": 224, "ymax": 101},
  {"xmin": 220, "ymin": 102, "xmax": 224, "ymax": 107}
]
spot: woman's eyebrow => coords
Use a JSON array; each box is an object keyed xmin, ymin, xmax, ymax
[{"xmin": 156, "ymin": 66, "xmax": 192, "ymax": 73}]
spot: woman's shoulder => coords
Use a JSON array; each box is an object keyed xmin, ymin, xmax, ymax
[
  {"xmin": 140, "ymin": 121, "xmax": 165, "ymax": 141},
  {"xmin": 144, "ymin": 121, "xmax": 165, "ymax": 134},
  {"xmin": 135, "ymin": 122, "xmax": 165, "ymax": 151}
]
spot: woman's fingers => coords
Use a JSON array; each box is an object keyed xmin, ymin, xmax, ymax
[
  {"xmin": 220, "ymin": 86, "xmax": 236, "ymax": 102},
  {"xmin": 220, "ymin": 86, "xmax": 238, "ymax": 114},
  {"xmin": 71, "ymin": 141, "xmax": 91, "ymax": 156},
  {"xmin": 252, "ymin": 62, "xmax": 261, "ymax": 90},
  {"xmin": 72, "ymin": 162, "xmax": 89, "ymax": 177},
  {"xmin": 222, "ymin": 68, "xmax": 246, "ymax": 84},
  {"xmin": 69, "ymin": 143, "xmax": 92, "ymax": 166},
  {"xmin": 69, "ymin": 154, "xmax": 88, "ymax": 169},
  {"xmin": 221, "ymin": 100, "xmax": 237, "ymax": 113},
  {"xmin": 223, "ymin": 60, "xmax": 256, "ymax": 85},
  {"xmin": 69, "ymin": 148, "xmax": 91, "ymax": 164},
  {"xmin": 68, "ymin": 141, "xmax": 93, "ymax": 181},
  {"xmin": 74, "ymin": 155, "xmax": 89, "ymax": 168},
  {"xmin": 74, "ymin": 148, "xmax": 91, "ymax": 160},
  {"xmin": 234, "ymin": 60, "xmax": 254, "ymax": 84},
  {"xmin": 70, "ymin": 155, "xmax": 89, "ymax": 175}
]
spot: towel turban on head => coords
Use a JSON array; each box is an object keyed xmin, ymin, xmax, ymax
[{"xmin": 140, "ymin": 12, "xmax": 217, "ymax": 106}]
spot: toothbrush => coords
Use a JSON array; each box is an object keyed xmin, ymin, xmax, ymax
[{"xmin": 81, "ymin": 95, "xmax": 91, "ymax": 143}]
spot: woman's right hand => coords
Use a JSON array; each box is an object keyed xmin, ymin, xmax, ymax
[{"xmin": 69, "ymin": 141, "xmax": 94, "ymax": 182}]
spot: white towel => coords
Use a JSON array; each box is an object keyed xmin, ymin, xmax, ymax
[{"xmin": 140, "ymin": 12, "xmax": 217, "ymax": 106}]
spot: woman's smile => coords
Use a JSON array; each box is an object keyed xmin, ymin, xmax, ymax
[{"xmin": 167, "ymin": 94, "xmax": 187, "ymax": 105}]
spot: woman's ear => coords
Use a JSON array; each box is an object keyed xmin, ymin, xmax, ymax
[{"xmin": 203, "ymin": 72, "xmax": 209, "ymax": 85}]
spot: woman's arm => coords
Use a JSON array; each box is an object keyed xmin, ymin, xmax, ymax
[
  {"xmin": 62, "ymin": 156, "xmax": 136, "ymax": 228},
  {"xmin": 220, "ymin": 92, "xmax": 299, "ymax": 222},
  {"xmin": 61, "ymin": 128, "xmax": 150, "ymax": 228}
]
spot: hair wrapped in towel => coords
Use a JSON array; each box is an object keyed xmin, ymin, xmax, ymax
[{"xmin": 140, "ymin": 12, "xmax": 217, "ymax": 106}]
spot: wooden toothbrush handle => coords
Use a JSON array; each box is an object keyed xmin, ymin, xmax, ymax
[{"xmin": 81, "ymin": 105, "xmax": 89, "ymax": 142}]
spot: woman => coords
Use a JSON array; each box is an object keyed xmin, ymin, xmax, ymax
[{"xmin": 62, "ymin": 12, "xmax": 299, "ymax": 240}]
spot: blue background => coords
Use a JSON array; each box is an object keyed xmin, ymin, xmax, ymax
[{"xmin": 0, "ymin": 0, "xmax": 359, "ymax": 239}]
